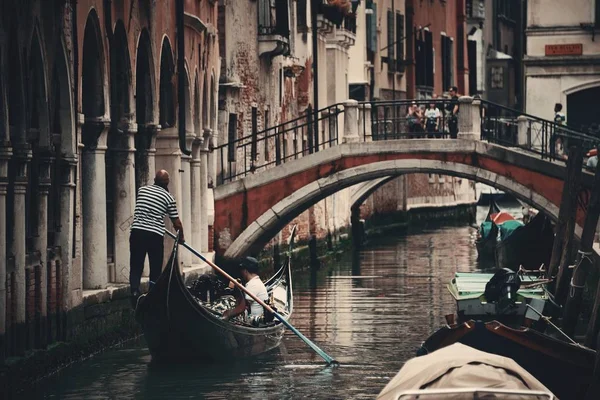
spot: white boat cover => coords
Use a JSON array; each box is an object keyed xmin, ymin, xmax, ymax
[{"xmin": 377, "ymin": 343, "xmax": 554, "ymax": 400}]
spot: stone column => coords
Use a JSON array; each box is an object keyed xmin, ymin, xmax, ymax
[
  {"xmin": 517, "ymin": 115, "xmax": 530, "ymax": 147},
  {"xmin": 359, "ymin": 103, "xmax": 372, "ymax": 142},
  {"xmin": 457, "ymin": 96, "xmax": 480, "ymax": 140},
  {"xmin": 155, "ymin": 127, "xmax": 183, "ymax": 267},
  {"xmin": 0, "ymin": 144, "xmax": 12, "ymax": 360},
  {"xmin": 58, "ymin": 157, "xmax": 77, "ymax": 317},
  {"xmin": 343, "ymin": 100, "xmax": 360, "ymax": 143},
  {"xmin": 81, "ymin": 119, "xmax": 110, "ymax": 289},
  {"xmin": 34, "ymin": 152, "xmax": 53, "ymax": 346},
  {"xmin": 11, "ymin": 146, "xmax": 32, "ymax": 354},
  {"xmin": 200, "ymin": 128, "xmax": 211, "ymax": 253},
  {"xmin": 190, "ymin": 138, "xmax": 203, "ymax": 258},
  {"xmin": 179, "ymin": 134, "xmax": 194, "ymax": 267},
  {"xmin": 113, "ymin": 121, "xmax": 137, "ymax": 283}
]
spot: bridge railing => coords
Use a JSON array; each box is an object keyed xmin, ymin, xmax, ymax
[
  {"xmin": 480, "ymin": 100, "xmax": 600, "ymax": 163},
  {"xmin": 359, "ymin": 99, "xmax": 459, "ymax": 140},
  {"xmin": 215, "ymin": 103, "xmax": 344, "ymax": 184}
]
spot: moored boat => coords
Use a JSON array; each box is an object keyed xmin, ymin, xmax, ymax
[
  {"xmin": 417, "ymin": 320, "xmax": 597, "ymax": 400},
  {"xmin": 447, "ymin": 271, "xmax": 550, "ymax": 325},
  {"xmin": 377, "ymin": 342, "xmax": 555, "ymax": 400},
  {"xmin": 475, "ymin": 198, "xmax": 501, "ymax": 260},
  {"xmin": 135, "ymin": 238, "xmax": 294, "ymax": 363},
  {"xmin": 495, "ymin": 211, "xmax": 554, "ymax": 271}
]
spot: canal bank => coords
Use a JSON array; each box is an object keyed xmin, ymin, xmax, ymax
[{"xmin": 0, "ymin": 261, "xmax": 213, "ymax": 396}]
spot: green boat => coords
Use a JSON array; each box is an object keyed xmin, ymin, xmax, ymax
[{"xmin": 448, "ymin": 272, "xmax": 549, "ymax": 325}]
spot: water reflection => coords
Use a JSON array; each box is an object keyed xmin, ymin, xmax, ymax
[{"xmin": 26, "ymin": 202, "xmax": 525, "ymax": 399}]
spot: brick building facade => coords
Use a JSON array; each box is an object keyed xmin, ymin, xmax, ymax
[{"xmin": 0, "ymin": 0, "xmax": 219, "ymax": 360}]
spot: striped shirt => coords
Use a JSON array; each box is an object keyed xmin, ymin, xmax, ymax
[{"xmin": 131, "ymin": 185, "xmax": 179, "ymax": 236}]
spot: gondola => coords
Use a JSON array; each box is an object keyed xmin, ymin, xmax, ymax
[
  {"xmin": 378, "ymin": 342, "xmax": 555, "ymax": 400},
  {"xmin": 495, "ymin": 210, "xmax": 555, "ymax": 271},
  {"xmin": 475, "ymin": 198, "xmax": 505, "ymax": 259},
  {"xmin": 135, "ymin": 233, "xmax": 294, "ymax": 363},
  {"xmin": 417, "ymin": 320, "xmax": 597, "ymax": 400}
]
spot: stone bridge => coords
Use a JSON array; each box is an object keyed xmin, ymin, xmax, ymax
[{"xmin": 214, "ymin": 138, "xmax": 594, "ymax": 259}]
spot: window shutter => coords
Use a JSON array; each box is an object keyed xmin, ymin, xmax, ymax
[
  {"xmin": 227, "ymin": 113, "xmax": 238, "ymax": 162},
  {"xmin": 387, "ymin": 10, "xmax": 395, "ymax": 64},
  {"xmin": 425, "ymin": 30, "xmax": 433, "ymax": 87},
  {"xmin": 297, "ymin": 0, "xmax": 307, "ymax": 31},
  {"xmin": 396, "ymin": 13, "xmax": 404, "ymax": 61},
  {"xmin": 367, "ymin": 3, "xmax": 377, "ymax": 52}
]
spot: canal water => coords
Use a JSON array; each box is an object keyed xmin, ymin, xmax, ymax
[{"xmin": 25, "ymin": 201, "xmax": 523, "ymax": 400}]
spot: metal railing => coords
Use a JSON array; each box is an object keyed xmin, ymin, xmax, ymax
[
  {"xmin": 361, "ymin": 99, "xmax": 459, "ymax": 141},
  {"xmin": 215, "ymin": 104, "xmax": 344, "ymax": 184},
  {"xmin": 480, "ymin": 100, "xmax": 600, "ymax": 163}
]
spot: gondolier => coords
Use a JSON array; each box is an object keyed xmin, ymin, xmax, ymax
[{"xmin": 130, "ymin": 170, "xmax": 185, "ymax": 302}]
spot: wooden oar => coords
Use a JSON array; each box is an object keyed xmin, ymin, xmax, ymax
[{"xmin": 165, "ymin": 230, "xmax": 338, "ymax": 366}]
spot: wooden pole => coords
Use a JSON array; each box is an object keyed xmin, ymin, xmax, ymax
[
  {"xmin": 555, "ymin": 143, "xmax": 585, "ymax": 304},
  {"xmin": 562, "ymin": 155, "xmax": 600, "ymax": 337},
  {"xmin": 548, "ymin": 143, "xmax": 584, "ymax": 297}
]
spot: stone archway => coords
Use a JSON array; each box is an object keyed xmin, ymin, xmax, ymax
[
  {"xmin": 223, "ymin": 160, "xmax": 563, "ymax": 259},
  {"xmin": 135, "ymin": 28, "xmax": 156, "ymax": 190},
  {"xmin": 106, "ymin": 20, "xmax": 134, "ymax": 283},
  {"xmin": 159, "ymin": 37, "xmax": 175, "ymax": 129}
]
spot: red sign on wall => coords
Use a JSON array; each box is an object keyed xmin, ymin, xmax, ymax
[{"xmin": 545, "ymin": 44, "xmax": 583, "ymax": 56}]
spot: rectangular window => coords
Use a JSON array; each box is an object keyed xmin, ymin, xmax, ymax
[
  {"xmin": 264, "ymin": 109, "xmax": 270, "ymax": 162},
  {"xmin": 415, "ymin": 31, "xmax": 424, "ymax": 86},
  {"xmin": 251, "ymin": 106, "xmax": 258, "ymax": 161},
  {"xmin": 366, "ymin": 2, "xmax": 377, "ymax": 53},
  {"xmin": 596, "ymin": 0, "xmax": 600, "ymax": 26},
  {"xmin": 296, "ymin": 0, "xmax": 307, "ymax": 32},
  {"xmin": 467, "ymin": 39, "xmax": 477, "ymax": 94},
  {"xmin": 227, "ymin": 113, "xmax": 237, "ymax": 162},
  {"xmin": 441, "ymin": 35, "xmax": 454, "ymax": 90},
  {"xmin": 387, "ymin": 10, "xmax": 395, "ymax": 70},
  {"xmin": 396, "ymin": 13, "xmax": 404, "ymax": 71},
  {"xmin": 425, "ymin": 30, "xmax": 433, "ymax": 87}
]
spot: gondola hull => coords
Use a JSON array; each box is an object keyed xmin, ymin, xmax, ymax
[
  {"xmin": 135, "ymin": 251, "xmax": 292, "ymax": 363},
  {"xmin": 495, "ymin": 212, "xmax": 554, "ymax": 271},
  {"xmin": 475, "ymin": 223, "xmax": 497, "ymax": 260},
  {"xmin": 418, "ymin": 320, "xmax": 596, "ymax": 400},
  {"xmin": 475, "ymin": 198, "xmax": 501, "ymax": 260}
]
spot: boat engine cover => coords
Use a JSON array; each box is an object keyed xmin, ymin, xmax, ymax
[{"xmin": 484, "ymin": 268, "xmax": 521, "ymax": 303}]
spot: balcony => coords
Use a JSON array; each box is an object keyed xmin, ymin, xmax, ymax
[{"xmin": 258, "ymin": 0, "xmax": 290, "ymax": 58}]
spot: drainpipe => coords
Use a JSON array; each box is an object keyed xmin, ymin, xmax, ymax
[
  {"xmin": 72, "ymin": 0, "xmax": 79, "ymax": 260},
  {"xmin": 176, "ymin": 0, "xmax": 191, "ymax": 156},
  {"xmin": 311, "ymin": 0, "xmax": 319, "ymax": 150},
  {"xmin": 72, "ymin": 0, "xmax": 79, "ymax": 144}
]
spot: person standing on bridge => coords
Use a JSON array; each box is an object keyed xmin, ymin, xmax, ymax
[
  {"xmin": 129, "ymin": 170, "xmax": 185, "ymax": 304},
  {"xmin": 552, "ymin": 103, "xmax": 567, "ymax": 160},
  {"xmin": 446, "ymin": 86, "xmax": 460, "ymax": 139}
]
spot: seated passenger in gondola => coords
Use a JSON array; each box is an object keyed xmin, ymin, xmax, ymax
[{"xmin": 222, "ymin": 257, "xmax": 269, "ymax": 325}]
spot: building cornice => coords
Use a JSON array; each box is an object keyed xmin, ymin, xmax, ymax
[
  {"xmin": 526, "ymin": 25, "xmax": 599, "ymax": 36},
  {"xmin": 524, "ymin": 54, "xmax": 600, "ymax": 67}
]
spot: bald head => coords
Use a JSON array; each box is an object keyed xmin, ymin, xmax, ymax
[{"xmin": 154, "ymin": 170, "xmax": 170, "ymax": 188}]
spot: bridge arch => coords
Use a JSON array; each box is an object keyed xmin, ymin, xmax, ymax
[{"xmin": 223, "ymin": 159, "xmax": 564, "ymax": 259}]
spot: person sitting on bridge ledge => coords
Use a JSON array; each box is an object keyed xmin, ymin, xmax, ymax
[{"xmin": 222, "ymin": 256, "xmax": 269, "ymax": 325}]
